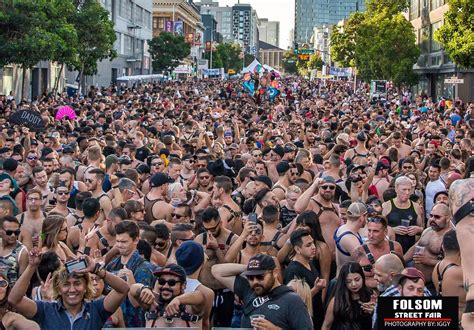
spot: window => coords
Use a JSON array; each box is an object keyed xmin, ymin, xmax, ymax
[
  {"xmin": 409, "ymin": 0, "xmax": 419, "ymax": 20},
  {"xmin": 430, "ymin": 0, "xmax": 445, "ymax": 10},
  {"xmin": 431, "ymin": 21, "xmax": 442, "ymax": 51},
  {"xmin": 125, "ymin": 0, "xmax": 133, "ymax": 20},
  {"xmin": 2, "ymin": 67, "xmax": 13, "ymax": 96},
  {"xmin": 420, "ymin": 25, "xmax": 430, "ymax": 53},
  {"xmin": 153, "ymin": 17, "xmax": 158, "ymax": 29},
  {"xmin": 124, "ymin": 35, "xmax": 133, "ymax": 56},
  {"xmin": 118, "ymin": 0, "xmax": 124, "ymax": 17},
  {"xmin": 115, "ymin": 32, "xmax": 122, "ymax": 54},
  {"xmin": 136, "ymin": 6, "xmax": 143, "ymax": 26}
]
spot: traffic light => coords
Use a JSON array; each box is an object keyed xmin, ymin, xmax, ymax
[{"xmin": 294, "ymin": 41, "xmax": 299, "ymax": 54}]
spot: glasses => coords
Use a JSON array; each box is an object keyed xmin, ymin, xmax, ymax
[
  {"xmin": 173, "ymin": 213, "xmax": 185, "ymax": 219},
  {"xmin": 186, "ymin": 159, "xmax": 195, "ymax": 163},
  {"xmin": 4, "ymin": 229, "xmax": 20, "ymax": 236},
  {"xmin": 57, "ymin": 191, "xmax": 70, "ymax": 196},
  {"xmin": 27, "ymin": 156, "xmax": 38, "ymax": 160},
  {"xmin": 246, "ymin": 272, "xmax": 268, "ymax": 281},
  {"xmin": 402, "ymin": 166, "xmax": 414, "ymax": 170},
  {"xmin": 251, "ymin": 228, "xmax": 262, "ymax": 235},
  {"xmin": 155, "ymin": 241, "xmax": 167, "ymax": 248},
  {"xmin": 152, "ymin": 162, "xmax": 164, "ymax": 166},
  {"xmin": 321, "ymin": 185, "xmax": 336, "ymax": 190},
  {"xmin": 368, "ymin": 217, "xmax": 383, "ymax": 224},
  {"xmin": 203, "ymin": 221, "xmax": 220, "ymax": 232},
  {"xmin": 198, "ymin": 175, "xmax": 210, "ymax": 180},
  {"xmin": 361, "ymin": 264, "xmax": 373, "ymax": 273},
  {"xmin": 0, "ymin": 280, "xmax": 8, "ymax": 288},
  {"xmin": 158, "ymin": 278, "xmax": 181, "ymax": 287},
  {"xmin": 252, "ymin": 153, "xmax": 262, "ymax": 157},
  {"xmin": 84, "ymin": 178, "xmax": 94, "ymax": 183},
  {"xmin": 430, "ymin": 213, "xmax": 444, "ymax": 220}
]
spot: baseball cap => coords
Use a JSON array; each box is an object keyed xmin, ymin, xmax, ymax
[
  {"xmin": 153, "ymin": 264, "xmax": 187, "ymax": 282},
  {"xmin": 242, "ymin": 254, "xmax": 276, "ymax": 276},
  {"xmin": 394, "ymin": 267, "xmax": 425, "ymax": 285},
  {"xmin": 182, "ymin": 153, "xmax": 195, "ymax": 161},
  {"xmin": 251, "ymin": 175, "xmax": 273, "ymax": 189},
  {"xmin": 321, "ymin": 176, "xmax": 336, "ymax": 184},
  {"xmin": 276, "ymin": 161, "xmax": 290, "ymax": 174},
  {"xmin": 30, "ymin": 139, "xmax": 39, "ymax": 146},
  {"xmin": 347, "ymin": 202, "xmax": 368, "ymax": 218},
  {"xmin": 150, "ymin": 173, "xmax": 173, "ymax": 188},
  {"xmin": 136, "ymin": 163, "xmax": 150, "ymax": 175},
  {"xmin": 176, "ymin": 241, "xmax": 205, "ymax": 275},
  {"xmin": 226, "ymin": 143, "xmax": 239, "ymax": 150},
  {"xmin": 2, "ymin": 158, "xmax": 18, "ymax": 172},
  {"xmin": 272, "ymin": 145, "xmax": 285, "ymax": 158}
]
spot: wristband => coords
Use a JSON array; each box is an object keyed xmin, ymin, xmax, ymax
[
  {"xmin": 93, "ymin": 263, "xmax": 102, "ymax": 275},
  {"xmin": 137, "ymin": 285, "xmax": 152, "ymax": 297}
]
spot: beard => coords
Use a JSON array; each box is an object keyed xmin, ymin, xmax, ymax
[
  {"xmin": 377, "ymin": 282, "xmax": 387, "ymax": 293},
  {"xmin": 430, "ymin": 222, "xmax": 443, "ymax": 231},
  {"xmin": 252, "ymin": 274, "xmax": 275, "ymax": 297},
  {"xmin": 159, "ymin": 288, "xmax": 176, "ymax": 303}
]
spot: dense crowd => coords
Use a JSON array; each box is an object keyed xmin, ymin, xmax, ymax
[{"xmin": 0, "ymin": 77, "xmax": 473, "ymax": 330}]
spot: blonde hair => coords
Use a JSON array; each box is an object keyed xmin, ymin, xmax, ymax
[
  {"xmin": 51, "ymin": 267, "xmax": 94, "ymax": 300},
  {"xmin": 41, "ymin": 215, "xmax": 65, "ymax": 249},
  {"xmin": 287, "ymin": 278, "xmax": 313, "ymax": 317}
]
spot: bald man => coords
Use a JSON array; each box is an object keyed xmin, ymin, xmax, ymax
[
  {"xmin": 373, "ymin": 254, "xmax": 404, "ymax": 294},
  {"xmin": 449, "ymin": 178, "xmax": 474, "ymax": 329},
  {"xmin": 404, "ymin": 202, "xmax": 453, "ymax": 292}
]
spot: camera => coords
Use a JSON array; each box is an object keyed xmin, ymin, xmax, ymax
[
  {"xmin": 248, "ymin": 213, "xmax": 258, "ymax": 224},
  {"xmin": 64, "ymin": 259, "xmax": 88, "ymax": 274}
]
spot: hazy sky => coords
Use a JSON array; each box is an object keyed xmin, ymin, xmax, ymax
[{"xmin": 218, "ymin": 0, "xmax": 295, "ymax": 49}]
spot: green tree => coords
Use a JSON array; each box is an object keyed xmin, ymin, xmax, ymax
[
  {"xmin": 149, "ymin": 32, "xmax": 191, "ymax": 73},
  {"xmin": 307, "ymin": 53, "xmax": 324, "ymax": 70},
  {"xmin": 330, "ymin": 11, "xmax": 365, "ymax": 67},
  {"xmin": 434, "ymin": 0, "xmax": 474, "ymax": 69},
  {"xmin": 207, "ymin": 43, "xmax": 243, "ymax": 72},
  {"xmin": 70, "ymin": 0, "xmax": 116, "ymax": 93},
  {"xmin": 0, "ymin": 0, "xmax": 77, "ymax": 98},
  {"xmin": 282, "ymin": 50, "xmax": 297, "ymax": 74}
]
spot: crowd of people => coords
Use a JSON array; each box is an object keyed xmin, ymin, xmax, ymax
[{"xmin": 0, "ymin": 77, "xmax": 473, "ymax": 329}]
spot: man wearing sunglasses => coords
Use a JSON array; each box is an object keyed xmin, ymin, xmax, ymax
[
  {"xmin": 212, "ymin": 253, "xmax": 313, "ymax": 330},
  {"xmin": 0, "ymin": 216, "xmax": 28, "ymax": 287},
  {"xmin": 129, "ymin": 264, "xmax": 205, "ymax": 328}
]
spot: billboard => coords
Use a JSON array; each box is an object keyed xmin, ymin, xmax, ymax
[
  {"xmin": 174, "ymin": 21, "xmax": 183, "ymax": 36},
  {"xmin": 165, "ymin": 20, "xmax": 174, "ymax": 32}
]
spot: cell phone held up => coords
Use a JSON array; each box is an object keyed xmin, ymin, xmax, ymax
[
  {"xmin": 64, "ymin": 259, "xmax": 88, "ymax": 274},
  {"xmin": 248, "ymin": 213, "xmax": 258, "ymax": 224}
]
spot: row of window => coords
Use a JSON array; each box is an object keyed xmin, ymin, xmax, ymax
[
  {"xmin": 418, "ymin": 21, "xmax": 442, "ymax": 53},
  {"xmin": 409, "ymin": 0, "xmax": 446, "ymax": 20},
  {"xmin": 114, "ymin": 32, "xmax": 144, "ymax": 57}
]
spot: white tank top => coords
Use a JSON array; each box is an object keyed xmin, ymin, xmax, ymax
[{"xmin": 184, "ymin": 278, "xmax": 202, "ymax": 293}]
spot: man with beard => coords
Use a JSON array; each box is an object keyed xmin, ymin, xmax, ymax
[
  {"xmin": 180, "ymin": 154, "xmax": 195, "ymax": 181},
  {"xmin": 225, "ymin": 220, "xmax": 266, "ymax": 264},
  {"xmin": 17, "ymin": 189, "xmax": 47, "ymax": 250},
  {"xmin": 129, "ymin": 264, "xmax": 205, "ymax": 328},
  {"xmin": 194, "ymin": 207, "xmax": 238, "ymax": 327},
  {"xmin": 284, "ymin": 228, "xmax": 327, "ymax": 329},
  {"xmin": 212, "ymin": 254, "xmax": 313, "ymax": 329},
  {"xmin": 272, "ymin": 161, "xmax": 298, "ymax": 201},
  {"xmin": 85, "ymin": 207, "xmax": 127, "ymax": 256},
  {"xmin": 279, "ymin": 185, "xmax": 301, "ymax": 228},
  {"xmin": 84, "ymin": 168, "xmax": 113, "ymax": 222},
  {"xmin": 0, "ymin": 216, "xmax": 28, "ymax": 286},
  {"xmin": 192, "ymin": 168, "xmax": 213, "ymax": 193},
  {"xmin": 295, "ymin": 176, "xmax": 340, "ymax": 256},
  {"xmin": 404, "ymin": 202, "xmax": 452, "ymax": 294},
  {"xmin": 144, "ymin": 173, "xmax": 174, "ymax": 223}
]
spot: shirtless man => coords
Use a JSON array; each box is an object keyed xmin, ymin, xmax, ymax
[
  {"xmin": 272, "ymin": 161, "xmax": 297, "ymax": 201},
  {"xmin": 344, "ymin": 131, "xmax": 369, "ymax": 166},
  {"xmin": 67, "ymin": 197, "xmax": 101, "ymax": 253},
  {"xmin": 194, "ymin": 207, "xmax": 238, "ymax": 327},
  {"xmin": 449, "ymin": 178, "xmax": 474, "ymax": 329},
  {"xmin": 212, "ymin": 176, "xmax": 242, "ymax": 235},
  {"xmin": 84, "ymin": 168, "xmax": 112, "ymax": 223},
  {"xmin": 385, "ymin": 131, "xmax": 412, "ymax": 159},
  {"xmin": 144, "ymin": 173, "xmax": 174, "ymax": 223},
  {"xmin": 48, "ymin": 185, "xmax": 72, "ymax": 217},
  {"xmin": 295, "ymin": 176, "xmax": 340, "ymax": 256},
  {"xmin": 404, "ymin": 202, "xmax": 452, "ymax": 292},
  {"xmin": 129, "ymin": 264, "xmax": 205, "ymax": 328},
  {"xmin": 17, "ymin": 189, "xmax": 46, "ymax": 250},
  {"xmin": 334, "ymin": 202, "xmax": 367, "ymax": 273},
  {"xmin": 31, "ymin": 166, "xmax": 53, "ymax": 208},
  {"xmin": 432, "ymin": 230, "xmax": 465, "ymax": 319},
  {"xmin": 225, "ymin": 220, "xmax": 264, "ymax": 264},
  {"xmin": 354, "ymin": 215, "xmax": 403, "ymax": 288},
  {"xmin": 75, "ymin": 145, "xmax": 102, "ymax": 182}
]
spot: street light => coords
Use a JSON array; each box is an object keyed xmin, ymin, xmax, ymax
[{"xmin": 205, "ymin": 27, "xmax": 217, "ymax": 69}]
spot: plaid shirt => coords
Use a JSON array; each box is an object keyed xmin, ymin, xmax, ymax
[{"xmin": 372, "ymin": 285, "xmax": 432, "ymax": 329}]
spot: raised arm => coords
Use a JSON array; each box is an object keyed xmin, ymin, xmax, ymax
[
  {"xmin": 295, "ymin": 177, "xmax": 321, "ymax": 213},
  {"xmin": 211, "ymin": 263, "xmax": 247, "ymax": 291}
]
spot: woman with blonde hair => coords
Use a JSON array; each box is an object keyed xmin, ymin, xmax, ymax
[
  {"xmin": 287, "ymin": 278, "xmax": 313, "ymax": 318},
  {"xmin": 41, "ymin": 215, "xmax": 76, "ymax": 263}
]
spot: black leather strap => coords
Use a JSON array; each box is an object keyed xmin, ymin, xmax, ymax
[
  {"xmin": 464, "ymin": 299, "xmax": 474, "ymax": 313},
  {"xmin": 453, "ymin": 198, "xmax": 474, "ymax": 225}
]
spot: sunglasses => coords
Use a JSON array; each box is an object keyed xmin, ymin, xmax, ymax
[
  {"xmin": 0, "ymin": 280, "xmax": 8, "ymax": 288},
  {"xmin": 252, "ymin": 153, "xmax": 262, "ymax": 157},
  {"xmin": 402, "ymin": 166, "xmax": 414, "ymax": 170},
  {"xmin": 155, "ymin": 241, "xmax": 167, "ymax": 248},
  {"xmin": 204, "ymin": 221, "xmax": 220, "ymax": 232},
  {"xmin": 152, "ymin": 162, "xmax": 164, "ymax": 166},
  {"xmin": 246, "ymin": 273, "xmax": 268, "ymax": 281},
  {"xmin": 321, "ymin": 185, "xmax": 336, "ymax": 190},
  {"xmin": 27, "ymin": 156, "xmax": 38, "ymax": 160},
  {"xmin": 429, "ymin": 213, "xmax": 444, "ymax": 220},
  {"xmin": 4, "ymin": 229, "xmax": 20, "ymax": 236},
  {"xmin": 158, "ymin": 278, "xmax": 181, "ymax": 287},
  {"xmin": 173, "ymin": 213, "xmax": 185, "ymax": 219},
  {"xmin": 57, "ymin": 191, "xmax": 70, "ymax": 196},
  {"xmin": 84, "ymin": 178, "xmax": 94, "ymax": 183},
  {"xmin": 368, "ymin": 217, "xmax": 383, "ymax": 224},
  {"xmin": 361, "ymin": 264, "xmax": 373, "ymax": 273},
  {"xmin": 198, "ymin": 175, "xmax": 210, "ymax": 180}
]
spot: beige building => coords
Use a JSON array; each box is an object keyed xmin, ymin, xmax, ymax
[
  {"xmin": 258, "ymin": 41, "xmax": 284, "ymax": 71},
  {"xmin": 408, "ymin": 0, "xmax": 473, "ymax": 101}
]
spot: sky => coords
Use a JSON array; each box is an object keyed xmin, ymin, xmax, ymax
[{"xmin": 218, "ymin": 0, "xmax": 295, "ymax": 49}]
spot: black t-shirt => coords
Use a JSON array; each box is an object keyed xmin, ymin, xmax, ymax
[
  {"xmin": 233, "ymin": 275, "xmax": 313, "ymax": 330},
  {"xmin": 284, "ymin": 260, "xmax": 324, "ymax": 330},
  {"xmin": 280, "ymin": 205, "xmax": 298, "ymax": 228},
  {"xmin": 135, "ymin": 146, "xmax": 150, "ymax": 162}
]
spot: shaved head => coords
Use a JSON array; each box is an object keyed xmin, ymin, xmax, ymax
[{"xmin": 375, "ymin": 254, "xmax": 404, "ymax": 274}]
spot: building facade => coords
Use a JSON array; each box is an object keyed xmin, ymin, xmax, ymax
[
  {"xmin": 409, "ymin": 0, "xmax": 473, "ymax": 101},
  {"xmin": 311, "ymin": 25, "xmax": 331, "ymax": 65},
  {"xmin": 196, "ymin": 0, "xmax": 234, "ymax": 42},
  {"xmin": 232, "ymin": 4, "xmax": 259, "ymax": 55},
  {"xmin": 258, "ymin": 18, "xmax": 280, "ymax": 48},
  {"xmin": 294, "ymin": 0, "xmax": 364, "ymax": 44},
  {"xmin": 258, "ymin": 41, "xmax": 284, "ymax": 71}
]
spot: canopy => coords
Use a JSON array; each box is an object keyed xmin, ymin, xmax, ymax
[
  {"xmin": 241, "ymin": 59, "xmax": 262, "ymax": 73},
  {"xmin": 116, "ymin": 74, "xmax": 167, "ymax": 82}
]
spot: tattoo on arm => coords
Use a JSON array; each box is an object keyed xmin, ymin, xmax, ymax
[{"xmin": 464, "ymin": 279, "xmax": 474, "ymax": 293}]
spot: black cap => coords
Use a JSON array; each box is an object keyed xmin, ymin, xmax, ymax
[
  {"xmin": 30, "ymin": 139, "xmax": 39, "ymax": 146},
  {"xmin": 2, "ymin": 158, "xmax": 18, "ymax": 172},
  {"xmin": 251, "ymin": 175, "xmax": 273, "ymax": 189},
  {"xmin": 62, "ymin": 145, "xmax": 74, "ymax": 154},
  {"xmin": 182, "ymin": 153, "xmax": 195, "ymax": 161},
  {"xmin": 242, "ymin": 254, "xmax": 276, "ymax": 276},
  {"xmin": 153, "ymin": 263, "xmax": 186, "ymax": 282},
  {"xmin": 276, "ymin": 161, "xmax": 290, "ymax": 174},
  {"xmin": 136, "ymin": 163, "xmax": 151, "ymax": 174},
  {"xmin": 272, "ymin": 145, "xmax": 285, "ymax": 158},
  {"xmin": 150, "ymin": 172, "xmax": 173, "ymax": 188}
]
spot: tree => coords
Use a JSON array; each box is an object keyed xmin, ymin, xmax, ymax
[
  {"xmin": 149, "ymin": 32, "xmax": 190, "ymax": 73},
  {"xmin": 307, "ymin": 53, "xmax": 324, "ymax": 70},
  {"xmin": 0, "ymin": 0, "xmax": 77, "ymax": 98},
  {"xmin": 214, "ymin": 43, "xmax": 243, "ymax": 72},
  {"xmin": 434, "ymin": 0, "xmax": 474, "ymax": 69},
  {"xmin": 282, "ymin": 50, "xmax": 297, "ymax": 74},
  {"xmin": 70, "ymin": 0, "xmax": 116, "ymax": 94},
  {"xmin": 330, "ymin": 0, "xmax": 420, "ymax": 86}
]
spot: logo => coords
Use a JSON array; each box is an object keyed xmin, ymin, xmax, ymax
[
  {"xmin": 377, "ymin": 297, "xmax": 458, "ymax": 329},
  {"xmin": 248, "ymin": 259, "xmax": 261, "ymax": 269},
  {"xmin": 252, "ymin": 296, "xmax": 270, "ymax": 308},
  {"xmin": 267, "ymin": 304, "xmax": 280, "ymax": 310}
]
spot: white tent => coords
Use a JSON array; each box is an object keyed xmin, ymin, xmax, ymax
[
  {"xmin": 263, "ymin": 64, "xmax": 281, "ymax": 76},
  {"xmin": 242, "ymin": 59, "xmax": 262, "ymax": 73}
]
